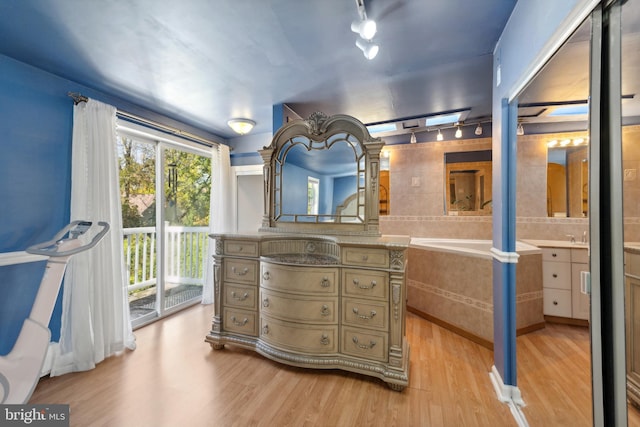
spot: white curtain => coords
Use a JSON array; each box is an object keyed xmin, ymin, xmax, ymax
[
  {"xmin": 50, "ymin": 99, "xmax": 136, "ymax": 376},
  {"xmin": 202, "ymin": 144, "xmax": 232, "ymax": 304}
]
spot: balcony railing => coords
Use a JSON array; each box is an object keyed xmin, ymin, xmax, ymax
[{"xmin": 123, "ymin": 226, "xmax": 209, "ymax": 295}]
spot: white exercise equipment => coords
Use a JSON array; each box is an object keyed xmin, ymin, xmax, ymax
[{"xmin": 0, "ymin": 220, "xmax": 109, "ymax": 404}]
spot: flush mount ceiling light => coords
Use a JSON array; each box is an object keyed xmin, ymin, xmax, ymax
[
  {"xmin": 355, "ymin": 38, "xmax": 379, "ymax": 60},
  {"xmin": 227, "ymin": 118, "xmax": 255, "ymax": 135},
  {"xmin": 474, "ymin": 123, "xmax": 483, "ymax": 136},
  {"xmin": 436, "ymin": 129, "xmax": 444, "ymax": 141}
]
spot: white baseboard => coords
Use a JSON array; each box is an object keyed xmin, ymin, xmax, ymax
[{"xmin": 489, "ymin": 365, "xmax": 529, "ymax": 427}]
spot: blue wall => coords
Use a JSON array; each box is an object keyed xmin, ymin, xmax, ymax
[{"xmin": 0, "ymin": 54, "xmax": 223, "ymax": 355}]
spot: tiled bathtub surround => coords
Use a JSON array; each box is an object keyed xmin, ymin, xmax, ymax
[
  {"xmin": 379, "ymin": 127, "xmax": 640, "ymax": 242},
  {"xmin": 407, "ymin": 246, "xmax": 544, "ymax": 347}
]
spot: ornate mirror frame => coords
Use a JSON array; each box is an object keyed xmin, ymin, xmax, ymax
[{"xmin": 259, "ymin": 112, "xmax": 385, "ymax": 235}]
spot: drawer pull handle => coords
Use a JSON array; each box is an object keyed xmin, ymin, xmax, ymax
[
  {"xmin": 553, "ymin": 274, "xmax": 558, "ymax": 278},
  {"xmin": 352, "ymin": 336, "xmax": 376, "ymax": 350},
  {"xmin": 237, "ymin": 246, "xmax": 243, "ymax": 252},
  {"xmin": 553, "ymin": 301, "xmax": 558, "ymax": 306},
  {"xmin": 262, "ymin": 324, "xmax": 269, "ymax": 335},
  {"xmin": 353, "ymin": 307, "xmax": 377, "ymax": 320},
  {"xmin": 262, "ymin": 271, "xmax": 270, "ymax": 281},
  {"xmin": 232, "ymin": 266, "xmax": 249, "ymax": 276},
  {"xmin": 552, "ymin": 253, "xmax": 557, "ymax": 257},
  {"xmin": 353, "ymin": 279, "xmax": 376, "ymax": 290},
  {"xmin": 262, "ymin": 297, "xmax": 269, "ymax": 307},
  {"xmin": 231, "ymin": 291, "xmax": 249, "ymax": 301},
  {"xmin": 230, "ymin": 316, "xmax": 248, "ymax": 327},
  {"xmin": 321, "ymin": 277, "xmax": 331, "ymax": 287},
  {"xmin": 320, "ymin": 334, "xmax": 330, "ymax": 346},
  {"xmin": 320, "ymin": 305, "xmax": 331, "ymax": 316}
]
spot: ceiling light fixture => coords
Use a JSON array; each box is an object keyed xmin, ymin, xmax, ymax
[
  {"xmin": 436, "ymin": 129, "xmax": 444, "ymax": 141},
  {"xmin": 455, "ymin": 125, "xmax": 462, "ymax": 139},
  {"xmin": 516, "ymin": 122, "xmax": 525, "ymax": 136},
  {"xmin": 410, "ymin": 132, "xmax": 417, "ymax": 144},
  {"xmin": 355, "ymin": 38, "xmax": 379, "ymax": 60},
  {"xmin": 227, "ymin": 118, "xmax": 255, "ymax": 135},
  {"xmin": 474, "ymin": 123, "xmax": 483, "ymax": 136}
]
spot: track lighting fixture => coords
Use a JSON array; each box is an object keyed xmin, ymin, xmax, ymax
[
  {"xmin": 355, "ymin": 38, "xmax": 379, "ymax": 60},
  {"xmin": 436, "ymin": 129, "xmax": 444, "ymax": 141},
  {"xmin": 474, "ymin": 123, "xmax": 483, "ymax": 136},
  {"xmin": 410, "ymin": 132, "xmax": 417, "ymax": 144},
  {"xmin": 455, "ymin": 125, "xmax": 462, "ymax": 139},
  {"xmin": 517, "ymin": 122, "xmax": 525, "ymax": 136},
  {"xmin": 352, "ymin": 0, "xmax": 379, "ymax": 59}
]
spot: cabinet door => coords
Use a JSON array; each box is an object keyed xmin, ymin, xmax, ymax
[
  {"xmin": 627, "ymin": 277, "xmax": 640, "ymax": 387},
  {"xmin": 571, "ymin": 262, "xmax": 590, "ymax": 320}
]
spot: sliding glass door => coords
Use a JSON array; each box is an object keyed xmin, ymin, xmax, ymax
[{"xmin": 117, "ymin": 130, "xmax": 211, "ymax": 327}]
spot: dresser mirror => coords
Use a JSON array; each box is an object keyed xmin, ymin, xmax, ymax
[
  {"xmin": 444, "ymin": 150, "xmax": 493, "ymax": 215},
  {"xmin": 259, "ymin": 112, "xmax": 385, "ymax": 234}
]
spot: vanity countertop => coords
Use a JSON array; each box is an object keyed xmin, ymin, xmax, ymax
[{"xmin": 522, "ymin": 239, "xmax": 589, "ymax": 250}]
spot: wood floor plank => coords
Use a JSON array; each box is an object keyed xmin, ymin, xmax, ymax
[{"xmin": 27, "ymin": 304, "xmax": 640, "ymax": 426}]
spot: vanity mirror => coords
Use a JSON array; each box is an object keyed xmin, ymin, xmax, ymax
[
  {"xmin": 444, "ymin": 150, "xmax": 493, "ymax": 215},
  {"xmin": 259, "ymin": 112, "xmax": 385, "ymax": 234},
  {"xmin": 547, "ymin": 144, "xmax": 588, "ymax": 217}
]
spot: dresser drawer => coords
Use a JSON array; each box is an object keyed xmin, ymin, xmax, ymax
[
  {"xmin": 224, "ymin": 239, "xmax": 259, "ymax": 257},
  {"xmin": 260, "ymin": 315, "xmax": 338, "ymax": 354},
  {"xmin": 223, "ymin": 308, "xmax": 258, "ymax": 336},
  {"xmin": 224, "ymin": 259, "xmax": 258, "ymax": 285},
  {"xmin": 342, "ymin": 268, "xmax": 388, "ymax": 300},
  {"xmin": 543, "ymin": 288, "xmax": 572, "ymax": 317},
  {"xmin": 341, "ymin": 327, "xmax": 388, "ymax": 362},
  {"xmin": 260, "ymin": 289, "xmax": 338, "ymax": 323},
  {"xmin": 342, "ymin": 247, "xmax": 389, "ymax": 268},
  {"xmin": 224, "ymin": 283, "xmax": 257, "ymax": 310},
  {"xmin": 542, "ymin": 261, "xmax": 571, "ymax": 290},
  {"xmin": 260, "ymin": 262, "xmax": 338, "ymax": 295},
  {"xmin": 342, "ymin": 298, "xmax": 388, "ymax": 331},
  {"xmin": 541, "ymin": 248, "xmax": 571, "ymax": 262}
]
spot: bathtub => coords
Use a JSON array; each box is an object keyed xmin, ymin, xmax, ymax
[
  {"xmin": 407, "ymin": 238, "xmax": 544, "ymax": 348},
  {"xmin": 409, "ymin": 238, "xmax": 541, "ymax": 259}
]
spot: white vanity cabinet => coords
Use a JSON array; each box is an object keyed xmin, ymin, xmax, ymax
[
  {"xmin": 206, "ymin": 234, "xmax": 410, "ymax": 390},
  {"xmin": 539, "ymin": 245, "xmax": 589, "ymax": 322}
]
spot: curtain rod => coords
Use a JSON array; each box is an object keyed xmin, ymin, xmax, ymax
[{"xmin": 67, "ymin": 92, "xmax": 220, "ymax": 148}]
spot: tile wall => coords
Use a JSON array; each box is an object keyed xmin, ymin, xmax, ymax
[{"xmin": 379, "ymin": 125, "xmax": 640, "ymax": 242}]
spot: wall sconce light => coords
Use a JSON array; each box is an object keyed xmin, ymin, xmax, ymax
[
  {"xmin": 227, "ymin": 118, "xmax": 256, "ymax": 135},
  {"xmin": 454, "ymin": 125, "xmax": 462, "ymax": 138},
  {"xmin": 436, "ymin": 129, "xmax": 444, "ymax": 141},
  {"xmin": 516, "ymin": 122, "xmax": 525, "ymax": 136},
  {"xmin": 355, "ymin": 39, "xmax": 379, "ymax": 60},
  {"xmin": 410, "ymin": 132, "xmax": 417, "ymax": 144},
  {"xmin": 474, "ymin": 123, "xmax": 483, "ymax": 136}
]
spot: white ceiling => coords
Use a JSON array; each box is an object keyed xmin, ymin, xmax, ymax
[{"xmin": 0, "ymin": 0, "xmax": 517, "ymax": 139}]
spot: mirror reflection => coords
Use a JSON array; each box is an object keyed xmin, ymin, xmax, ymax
[
  {"xmin": 547, "ymin": 144, "xmax": 588, "ymax": 217},
  {"xmin": 275, "ymin": 134, "xmax": 365, "ymax": 223},
  {"xmin": 444, "ymin": 150, "xmax": 492, "ymax": 214}
]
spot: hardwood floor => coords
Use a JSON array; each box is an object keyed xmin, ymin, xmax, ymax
[{"xmin": 29, "ymin": 304, "xmax": 640, "ymax": 426}]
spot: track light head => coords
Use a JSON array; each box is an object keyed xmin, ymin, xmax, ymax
[
  {"xmin": 474, "ymin": 123, "xmax": 483, "ymax": 136},
  {"xmin": 351, "ymin": 18, "xmax": 377, "ymax": 40},
  {"xmin": 455, "ymin": 125, "xmax": 462, "ymax": 139},
  {"xmin": 517, "ymin": 122, "xmax": 525, "ymax": 136},
  {"xmin": 436, "ymin": 129, "xmax": 444, "ymax": 141},
  {"xmin": 355, "ymin": 38, "xmax": 379, "ymax": 60},
  {"xmin": 410, "ymin": 132, "xmax": 417, "ymax": 144}
]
